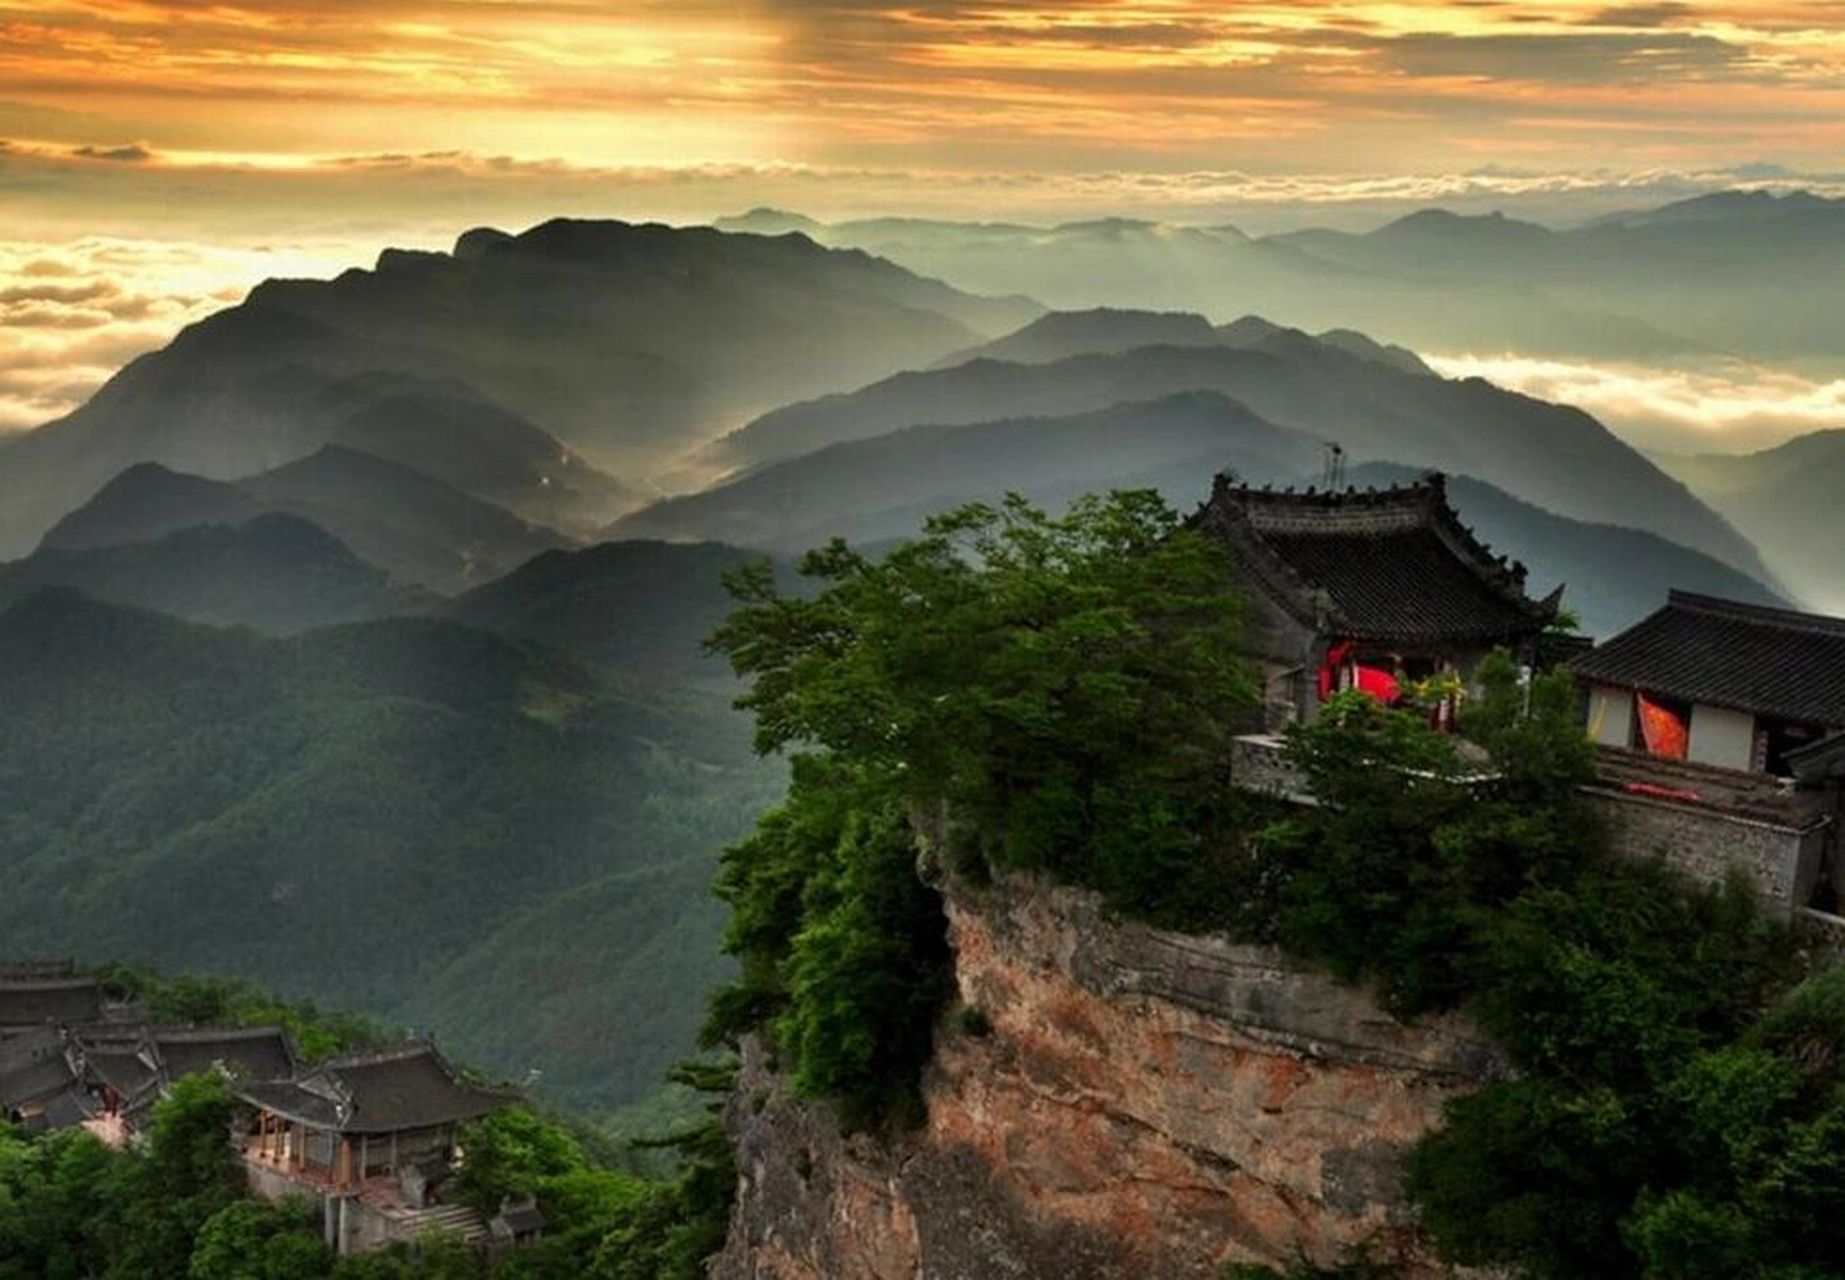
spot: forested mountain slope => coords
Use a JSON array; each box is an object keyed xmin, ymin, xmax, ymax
[
  {"xmin": 0, "ymin": 590, "xmax": 780, "ymax": 1113},
  {"xmin": 45, "ymin": 448, "xmax": 569, "ymax": 594},
  {"xmin": 1653, "ymin": 430, "xmax": 1845, "ymax": 616},
  {"xmin": 0, "ymin": 514, "xmax": 425, "ymax": 633}
]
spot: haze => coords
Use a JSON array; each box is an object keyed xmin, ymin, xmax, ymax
[{"xmin": 5, "ymin": 0, "xmax": 1845, "ymax": 450}]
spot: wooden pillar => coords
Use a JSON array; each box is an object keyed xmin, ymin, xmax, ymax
[
  {"xmin": 358, "ymin": 1135, "xmax": 369, "ymax": 1184},
  {"xmin": 337, "ymin": 1137, "xmax": 352, "ymax": 1191}
]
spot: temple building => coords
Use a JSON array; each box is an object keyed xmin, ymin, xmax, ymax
[
  {"xmin": 1192, "ymin": 471, "xmax": 1562, "ymax": 730},
  {"xmin": 234, "ymin": 1042, "xmax": 521, "ymax": 1255},
  {"xmin": 78, "ymin": 1024, "xmax": 300, "ymax": 1130},
  {"xmin": 0, "ymin": 1026, "xmax": 88, "ymax": 1131},
  {"xmin": 1574, "ymin": 591, "xmax": 1845, "ymax": 776},
  {"xmin": 0, "ymin": 974, "xmax": 105, "ymax": 1033},
  {"xmin": 1570, "ymin": 591, "xmax": 1845, "ymax": 922}
]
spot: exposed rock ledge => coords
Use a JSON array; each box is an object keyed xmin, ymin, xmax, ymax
[{"xmin": 714, "ymin": 874, "xmax": 1508, "ymax": 1279}]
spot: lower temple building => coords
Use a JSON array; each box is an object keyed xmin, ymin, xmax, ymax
[{"xmin": 234, "ymin": 1042, "xmax": 524, "ymax": 1255}]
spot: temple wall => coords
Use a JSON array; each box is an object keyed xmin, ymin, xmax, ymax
[
  {"xmin": 1588, "ymin": 684, "xmax": 1634, "ymax": 747},
  {"xmin": 1586, "ymin": 787, "xmax": 1823, "ymax": 915},
  {"xmin": 244, "ymin": 1158, "xmax": 311, "ymax": 1207},
  {"xmin": 1688, "ymin": 705, "xmax": 1755, "ymax": 772}
]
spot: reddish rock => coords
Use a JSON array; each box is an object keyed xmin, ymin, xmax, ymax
[{"xmin": 714, "ymin": 873, "xmax": 1506, "ymax": 1279}]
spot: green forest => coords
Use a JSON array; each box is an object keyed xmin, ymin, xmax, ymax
[
  {"xmin": 0, "ymin": 1070, "xmax": 733, "ymax": 1280},
  {"xmin": 0, "ymin": 589, "xmax": 781, "ymax": 1116}
]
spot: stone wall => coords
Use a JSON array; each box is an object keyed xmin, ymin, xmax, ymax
[
  {"xmin": 1586, "ymin": 786, "xmax": 1826, "ymax": 915},
  {"xmin": 716, "ymin": 875, "xmax": 1505, "ymax": 1280}
]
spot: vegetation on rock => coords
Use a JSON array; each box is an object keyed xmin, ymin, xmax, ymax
[{"xmin": 704, "ymin": 491, "xmax": 1258, "ymax": 1125}]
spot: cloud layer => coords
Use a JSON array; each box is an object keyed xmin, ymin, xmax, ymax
[
  {"xmin": 1427, "ymin": 352, "xmax": 1845, "ymax": 456},
  {"xmin": 0, "ymin": 237, "xmax": 361, "ymax": 431}
]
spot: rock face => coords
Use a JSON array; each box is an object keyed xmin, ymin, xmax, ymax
[{"xmin": 715, "ymin": 874, "xmax": 1506, "ymax": 1279}]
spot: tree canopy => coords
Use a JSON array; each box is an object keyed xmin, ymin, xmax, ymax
[{"xmin": 704, "ymin": 491, "xmax": 1262, "ymax": 1125}]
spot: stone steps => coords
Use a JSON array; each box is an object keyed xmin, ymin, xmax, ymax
[{"xmin": 396, "ymin": 1203, "xmax": 491, "ymax": 1246}]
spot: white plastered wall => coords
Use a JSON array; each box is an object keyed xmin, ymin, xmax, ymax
[{"xmin": 1689, "ymin": 703, "xmax": 1756, "ymax": 772}]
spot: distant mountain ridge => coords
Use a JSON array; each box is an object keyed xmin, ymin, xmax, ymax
[
  {"xmin": 689, "ymin": 323, "xmax": 1769, "ymax": 582},
  {"xmin": 717, "ymin": 192, "xmax": 1845, "ymax": 371},
  {"xmin": 620, "ymin": 391, "xmax": 1325, "ymax": 552},
  {"xmin": 617, "ymin": 381, "xmax": 1779, "ymax": 638},
  {"xmin": 43, "ymin": 447, "xmax": 569, "ymax": 594},
  {"xmin": 0, "ymin": 218, "xmax": 1040, "ymax": 559},
  {"xmin": 0, "ymin": 512, "xmax": 426, "ymax": 633},
  {"xmin": 932, "ymin": 308, "xmax": 1432, "ymax": 376},
  {"xmin": 1653, "ymin": 430, "xmax": 1845, "ymax": 616}
]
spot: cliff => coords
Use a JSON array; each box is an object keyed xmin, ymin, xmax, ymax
[{"xmin": 715, "ymin": 873, "xmax": 1507, "ymax": 1279}]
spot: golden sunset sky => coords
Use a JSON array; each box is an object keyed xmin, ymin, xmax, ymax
[
  {"xmin": 4, "ymin": 0, "xmax": 1845, "ymax": 433},
  {"xmin": 7, "ymin": 0, "xmax": 1845, "ymax": 224}
]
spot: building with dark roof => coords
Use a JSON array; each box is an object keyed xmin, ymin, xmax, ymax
[
  {"xmin": 1193, "ymin": 472, "xmax": 1561, "ymax": 727},
  {"xmin": 0, "ymin": 977, "xmax": 104, "ymax": 1032},
  {"xmin": 234, "ymin": 1042, "xmax": 519, "ymax": 1255},
  {"xmin": 0, "ymin": 959, "xmax": 78, "ymax": 981},
  {"xmin": 1570, "ymin": 591, "xmax": 1845, "ymax": 921},
  {"xmin": 1574, "ymin": 591, "xmax": 1845, "ymax": 776},
  {"xmin": 69, "ymin": 1023, "xmax": 299, "ymax": 1129},
  {"xmin": 0, "ymin": 1027, "xmax": 89, "ymax": 1131},
  {"xmin": 154, "ymin": 1026, "xmax": 298, "ymax": 1086}
]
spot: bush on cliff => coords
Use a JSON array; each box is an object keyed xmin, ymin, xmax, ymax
[{"xmin": 705, "ymin": 491, "xmax": 1259, "ymax": 1125}]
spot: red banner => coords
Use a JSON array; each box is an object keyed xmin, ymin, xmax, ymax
[{"xmin": 1636, "ymin": 692, "xmax": 1689, "ymax": 760}]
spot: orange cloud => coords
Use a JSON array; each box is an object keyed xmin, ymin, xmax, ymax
[{"xmin": 2, "ymin": 0, "xmax": 1845, "ymax": 177}]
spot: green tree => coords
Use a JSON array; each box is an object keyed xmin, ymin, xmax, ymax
[
  {"xmin": 709, "ymin": 490, "xmax": 1257, "ymax": 910},
  {"xmin": 453, "ymin": 1109, "xmax": 584, "ymax": 1214},
  {"xmin": 188, "ymin": 1199, "xmax": 330, "ymax": 1280},
  {"xmin": 706, "ymin": 492, "xmax": 1256, "ymax": 1128}
]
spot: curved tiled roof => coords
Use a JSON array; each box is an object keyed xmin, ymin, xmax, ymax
[
  {"xmin": 0, "ymin": 1028, "xmax": 75, "ymax": 1109},
  {"xmin": 0, "ymin": 978, "xmax": 103, "ymax": 1029},
  {"xmin": 236, "ymin": 1042, "xmax": 517, "ymax": 1134},
  {"xmin": 154, "ymin": 1026, "xmax": 296, "ymax": 1084},
  {"xmin": 1191, "ymin": 471, "xmax": 1559, "ymax": 644},
  {"xmin": 1572, "ymin": 591, "xmax": 1845, "ymax": 726}
]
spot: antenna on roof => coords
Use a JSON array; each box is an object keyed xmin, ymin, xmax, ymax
[{"xmin": 1320, "ymin": 442, "xmax": 1346, "ymax": 490}]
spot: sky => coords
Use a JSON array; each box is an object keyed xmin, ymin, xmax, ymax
[{"xmin": 5, "ymin": 0, "xmax": 1845, "ymax": 436}]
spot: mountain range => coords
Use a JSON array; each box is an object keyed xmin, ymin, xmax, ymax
[
  {"xmin": 1654, "ymin": 430, "xmax": 1845, "ymax": 616},
  {"xmin": 0, "ymin": 513, "xmax": 423, "ymax": 634},
  {"xmin": 0, "ymin": 207, "xmax": 1828, "ymax": 1128},
  {"xmin": 687, "ymin": 312, "xmax": 1769, "ymax": 582},
  {"xmin": 43, "ymin": 448, "xmax": 570, "ymax": 595},
  {"xmin": 717, "ymin": 191, "xmax": 1845, "ymax": 369},
  {"xmin": 0, "ymin": 219, "xmax": 1037, "ymax": 560}
]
